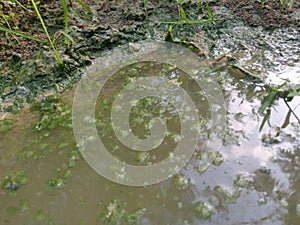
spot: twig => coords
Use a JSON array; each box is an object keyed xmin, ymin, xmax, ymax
[{"xmin": 284, "ymin": 98, "xmax": 300, "ymax": 123}]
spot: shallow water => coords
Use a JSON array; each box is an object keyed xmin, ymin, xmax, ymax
[
  {"xmin": 1, "ymin": 1, "xmax": 300, "ymax": 224},
  {"xmin": 0, "ymin": 56, "xmax": 299, "ymax": 225}
]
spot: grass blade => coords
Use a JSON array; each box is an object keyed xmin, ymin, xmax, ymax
[
  {"xmin": 76, "ymin": 0, "xmax": 93, "ymax": 17},
  {"xmin": 15, "ymin": 0, "xmax": 28, "ymax": 10},
  {"xmin": 206, "ymin": 2, "xmax": 214, "ymax": 21},
  {"xmin": 54, "ymin": 30, "xmax": 75, "ymax": 47},
  {"xmin": 161, "ymin": 19, "xmax": 213, "ymax": 25},
  {"xmin": 61, "ymin": 0, "xmax": 69, "ymax": 30},
  {"xmin": 30, "ymin": 0, "xmax": 62, "ymax": 64},
  {"xmin": 0, "ymin": 25, "xmax": 48, "ymax": 44}
]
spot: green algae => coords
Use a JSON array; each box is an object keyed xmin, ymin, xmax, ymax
[
  {"xmin": 234, "ymin": 173, "xmax": 254, "ymax": 188},
  {"xmin": 31, "ymin": 95, "xmax": 72, "ymax": 131},
  {"xmin": 194, "ymin": 201, "xmax": 214, "ymax": 220},
  {"xmin": 196, "ymin": 150, "xmax": 223, "ymax": 173},
  {"xmin": 19, "ymin": 198, "xmax": 30, "ymax": 212},
  {"xmin": 213, "ymin": 185, "xmax": 241, "ymax": 205},
  {"xmin": 172, "ymin": 174, "xmax": 194, "ymax": 190},
  {"xmin": 45, "ymin": 145, "xmax": 79, "ymax": 189},
  {"xmin": 47, "ymin": 177, "xmax": 65, "ymax": 189},
  {"xmin": 0, "ymin": 119, "xmax": 14, "ymax": 133},
  {"xmin": 100, "ymin": 199, "xmax": 145, "ymax": 225},
  {"xmin": 47, "ymin": 168, "xmax": 72, "ymax": 189},
  {"xmin": 6, "ymin": 206, "xmax": 20, "ymax": 216},
  {"xmin": 33, "ymin": 209, "xmax": 47, "ymax": 222},
  {"xmin": 1, "ymin": 170, "xmax": 29, "ymax": 196},
  {"xmin": 67, "ymin": 146, "xmax": 82, "ymax": 168}
]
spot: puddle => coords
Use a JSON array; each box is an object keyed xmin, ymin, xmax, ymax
[
  {"xmin": 1, "ymin": 56, "xmax": 299, "ymax": 225},
  {"xmin": 1, "ymin": 0, "xmax": 300, "ymax": 224},
  {"xmin": 1, "ymin": 5, "xmax": 300, "ymax": 223},
  {"xmin": 266, "ymin": 62, "xmax": 300, "ymax": 85}
]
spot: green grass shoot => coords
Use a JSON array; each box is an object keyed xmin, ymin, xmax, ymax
[{"xmin": 30, "ymin": 0, "xmax": 62, "ymax": 65}]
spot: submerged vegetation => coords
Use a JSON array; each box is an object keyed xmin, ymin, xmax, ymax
[
  {"xmin": 0, "ymin": 170, "xmax": 29, "ymax": 196},
  {"xmin": 100, "ymin": 199, "xmax": 145, "ymax": 225},
  {"xmin": 30, "ymin": 94, "xmax": 72, "ymax": 131},
  {"xmin": 259, "ymin": 83, "xmax": 300, "ymax": 131}
]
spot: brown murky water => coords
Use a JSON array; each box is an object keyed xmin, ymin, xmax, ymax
[
  {"xmin": 0, "ymin": 57, "xmax": 299, "ymax": 225},
  {"xmin": 0, "ymin": 0, "xmax": 299, "ymax": 224}
]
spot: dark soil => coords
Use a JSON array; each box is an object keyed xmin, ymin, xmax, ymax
[
  {"xmin": 0, "ymin": 0, "xmax": 61, "ymax": 69},
  {"xmin": 0, "ymin": 0, "xmax": 299, "ymax": 112},
  {"xmin": 217, "ymin": 0, "xmax": 300, "ymax": 28},
  {"xmin": 1, "ymin": 0, "xmax": 299, "ymax": 71}
]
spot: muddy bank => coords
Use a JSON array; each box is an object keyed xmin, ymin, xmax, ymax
[
  {"xmin": 217, "ymin": 0, "xmax": 300, "ymax": 28},
  {"xmin": 1, "ymin": 0, "xmax": 299, "ymax": 114}
]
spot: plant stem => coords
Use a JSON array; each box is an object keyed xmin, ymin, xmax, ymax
[
  {"xmin": 143, "ymin": 0, "xmax": 148, "ymax": 19},
  {"xmin": 15, "ymin": 0, "xmax": 28, "ymax": 10},
  {"xmin": 30, "ymin": 0, "xmax": 63, "ymax": 65}
]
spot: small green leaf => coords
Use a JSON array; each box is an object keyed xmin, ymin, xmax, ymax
[
  {"xmin": 259, "ymin": 109, "xmax": 271, "ymax": 132},
  {"xmin": 165, "ymin": 25, "xmax": 173, "ymax": 42},
  {"xmin": 287, "ymin": 85, "xmax": 300, "ymax": 97},
  {"xmin": 258, "ymin": 90, "xmax": 277, "ymax": 114},
  {"xmin": 179, "ymin": 6, "xmax": 187, "ymax": 21}
]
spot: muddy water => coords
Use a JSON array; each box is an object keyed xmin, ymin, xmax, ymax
[
  {"xmin": 1, "ymin": 1, "xmax": 300, "ymax": 224},
  {"xmin": 0, "ymin": 57, "xmax": 299, "ymax": 225},
  {"xmin": 1, "ymin": 19, "xmax": 300, "ymax": 224}
]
